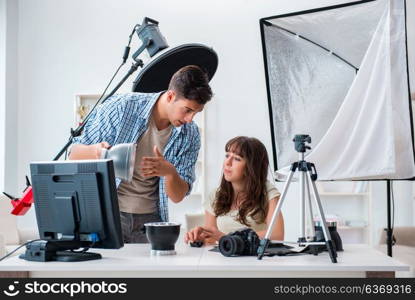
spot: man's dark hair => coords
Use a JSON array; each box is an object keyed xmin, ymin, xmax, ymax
[{"xmin": 168, "ymin": 65, "xmax": 213, "ymax": 105}]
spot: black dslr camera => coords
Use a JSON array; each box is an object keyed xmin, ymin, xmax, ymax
[
  {"xmin": 293, "ymin": 134, "xmax": 312, "ymax": 153},
  {"xmin": 218, "ymin": 228, "xmax": 260, "ymax": 257}
]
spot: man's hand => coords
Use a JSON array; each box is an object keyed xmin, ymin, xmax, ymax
[
  {"xmin": 141, "ymin": 146, "xmax": 189, "ymax": 203},
  {"xmin": 69, "ymin": 142, "xmax": 111, "ymax": 160},
  {"xmin": 140, "ymin": 146, "xmax": 175, "ymax": 178}
]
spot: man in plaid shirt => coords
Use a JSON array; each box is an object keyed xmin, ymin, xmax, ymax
[{"xmin": 70, "ymin": 65, "xmax": 213, "ymax": 243}]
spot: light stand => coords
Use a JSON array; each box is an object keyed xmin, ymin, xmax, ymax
[
  {"xmin": 4, "ymin": 17, "xmax": 168, "ymax": 215},
  {"xmin": 386, "ymin": 180, "xmax": 393, "ymax": 256},
  {"xmin": 54, "ymin": 17, "xmax": 168, "ymax": 161},
  {"xmin": 53, "ymin": 58, "xmax": 144, "ymax": 161},
  {"xmin": 257, "ymin": 134, "xmax": 338, "ymax": 263}
]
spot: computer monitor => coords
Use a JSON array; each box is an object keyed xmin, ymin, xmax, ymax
[{"xmin": 20, "ymin": 159, "xmax": 124, "ymax": 262}]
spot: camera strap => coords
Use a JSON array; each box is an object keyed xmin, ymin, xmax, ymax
[{"xmin": 264, "ymin": 245, "xmax": 325, "ymax": 257}]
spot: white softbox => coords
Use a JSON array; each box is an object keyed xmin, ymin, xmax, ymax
[{"xmin": 260, "ymin": 0, "xmax": 415, "ymax": 181}]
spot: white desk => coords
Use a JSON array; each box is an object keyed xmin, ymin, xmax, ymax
[{"xmin": 0, "ymin": 244, "xmax": 409, "ymax": 278}]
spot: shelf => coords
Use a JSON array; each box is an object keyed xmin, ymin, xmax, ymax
[
  {"xmin": 338, "ymin": 225, "xmax": 368, "ymax": 230},
  {"xmin": 74, "ymin": 94, "xmax": 101, "ymax": 126},
  {"xmin": 188, "ymin": 192, "xmax": 202, "ymax": 197},
  {"xmin": 315, "ymin": 181, "xmax": 372, "ymax": 244},
  {"xmin": 318, "ymin": 192, "xmax": 369, "ymax": 196}
]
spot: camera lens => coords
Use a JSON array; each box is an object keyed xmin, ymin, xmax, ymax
[{"xmin": 219, "ymin": 235, "xmax": 245, "ymax": 256}]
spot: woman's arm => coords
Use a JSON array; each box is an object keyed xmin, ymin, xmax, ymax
[
  {"xmin": 256, "ymin": 196, "xmax": 284, "ymax": 240},
  {"xmin": 203, "ymin": 211, "xmax": 226, "ymax": 243}
]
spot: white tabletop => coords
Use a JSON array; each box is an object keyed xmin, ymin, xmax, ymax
[
  {"xmin": 198, "ymin": 244, "xmax": 409, "ymax": 272},
  {"xmin": 0, "ymin": 243, "xmax": 409, "ymax": 275}
]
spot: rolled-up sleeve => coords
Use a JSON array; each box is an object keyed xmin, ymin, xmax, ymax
[
  {"xmin": 266, "ymin": 180, "xmax": 281, "ymax": 201},
  {"xmin": 72, "ymin": 95, "xmax": 124, "ymax": 146},
  {"xmin": 173, "ymin": 128, "xmax": 201, "ymax": 196}
]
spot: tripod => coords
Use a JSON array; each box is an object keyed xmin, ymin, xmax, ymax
[{"xmin": 257, "ymin": 135, "xmax": 338, "ymax": 263}]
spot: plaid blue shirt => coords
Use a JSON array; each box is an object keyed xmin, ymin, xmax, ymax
[{"xmin": 72, "ymin": 92, "xmax": 201, "ymax": 222}]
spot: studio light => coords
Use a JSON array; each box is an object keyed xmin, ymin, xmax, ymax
[{"xmin": 259, "ymin": 0, "xmax": 414, "ymax": 257}]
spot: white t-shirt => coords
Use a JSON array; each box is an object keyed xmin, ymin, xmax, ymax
[{"xmin": 202, "ymin": 180, "xmax": 281, "ymax": 233}]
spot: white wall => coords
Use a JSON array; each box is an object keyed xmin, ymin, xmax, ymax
[
  {"xmin": 0, "ymin": 0, "xmax": 18, "ymax": 196},
  {"xmin": 0, "ymin": 0, "xmax": 6, "ymax": 193},
  {"xmin": 12, "ymin": 0, "xmax": 350, "ymax": 233},
  {"xmin": 408, "ymin": 0, "xmax": 415, "ymax": 92},
  {"xmin": 4, "ymin": 0, "xmax": 414, "ymax": 241}
]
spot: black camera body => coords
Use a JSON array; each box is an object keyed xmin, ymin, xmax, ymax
[
  {"xmin": 218, "ymin": 228, "xmax": 260, "ymax": 257},
  {"xmin": 293, "ymin": 134, "xmax": 312, "ymax": 153},
  {"xmin": 314, "ymin": 221, "xmax": 343, "ymax": 251}
]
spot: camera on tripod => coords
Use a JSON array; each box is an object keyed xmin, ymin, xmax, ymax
[
  {"xmin": 257, "ymin": 134, "xmax": 338, "ymax": 263},
  {"xmin": 293, "ymin": 134, "xmax": 311, "ymax": 153}
]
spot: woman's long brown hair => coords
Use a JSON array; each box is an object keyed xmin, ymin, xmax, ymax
[{"xmin": 213, "ymin": 136, "xmax": 269, "ymax": 226}]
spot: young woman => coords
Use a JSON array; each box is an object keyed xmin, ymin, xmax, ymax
[{"xmin": 185, "ymin": 136, "xmax": 284, "ymax": 245}]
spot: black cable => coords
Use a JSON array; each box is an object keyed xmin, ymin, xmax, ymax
[
  {"xmin": 78, "ymin": 62, "xmax": 125, "ymax": 126},
  {"xmin": 123, "ymin": 24, "xmax": 138, "ymax": 63},
  {"xmin": 70, "ymin": 248, "xmax": 89, "ymax": 253},
  {"xmin": 64, "ymin": 136, "xmax": 71, "ymax": 160},
  {"xmin": 58, "ymin": 63, "xmax": 125, "ymax": 161},
  {"xmin": 391, "ymin": 181, "xmax": 395, "ymax": 231},
  {"xmin": 82, "ymin": 24, "xmax": 137, "ymax": 116},
  {"xmin": 69, "ymin": 240, "xmax": 96, "ymax": 253},
  {"xmin": 0, "ymin": 239, "xmax": 43, "ymax": 262},
  {"xmin": 0, "ymin": 239, "xmax": 99, "ymax": 262}
]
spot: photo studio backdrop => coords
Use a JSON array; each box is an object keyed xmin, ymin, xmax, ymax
[
  {"xmin": 2, "ymin": 0, "xmax": 414, "ymax": 243},
  {"xmin": 260, "ymin": 0, "xmax": 414, "ymax": 244}
]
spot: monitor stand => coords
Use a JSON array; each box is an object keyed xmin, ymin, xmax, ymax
[{"xmin": 19, "ymin": 240, "xmax": 102, "ymax": 262}]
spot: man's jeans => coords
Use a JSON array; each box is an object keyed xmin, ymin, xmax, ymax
[{"xmin": 120, "ymin": 211, "xmax": 162, "ymax": 243}]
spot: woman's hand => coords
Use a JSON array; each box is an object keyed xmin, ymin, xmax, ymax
[
  {"xmin": 184, "ymin": 226, "xmax": 225, "ymax": 245},
  {"xmin": 185, "ymin": 226, "xmax": 208, "ymax": 244},
  {"xmin": 205, "ymin": 228, "xmax": 226, "ymax": 243}
]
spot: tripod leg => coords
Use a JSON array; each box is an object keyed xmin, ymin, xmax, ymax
[
  {"xmin": 305, "ymin": 173, "xmax": 315, "ymax": 240},
  {"xmin": 257, "ymin": 169, "xmax": 295, "ymax": 260},
  {"xmin": 299, "ymin": 171, "xmax": 306, "ymax": 244},
  {"xmin": 306, "ymin": 171, "xmax": 338, "ymax": 263}
]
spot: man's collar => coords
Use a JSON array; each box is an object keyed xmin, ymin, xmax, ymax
[
  {"xmin": 142, "ymin": 91, "xmax": 183, "ymax": 134},
  {"xmin": 141, "ymin": 91, "xmax": 164, "ymax": 121}
]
